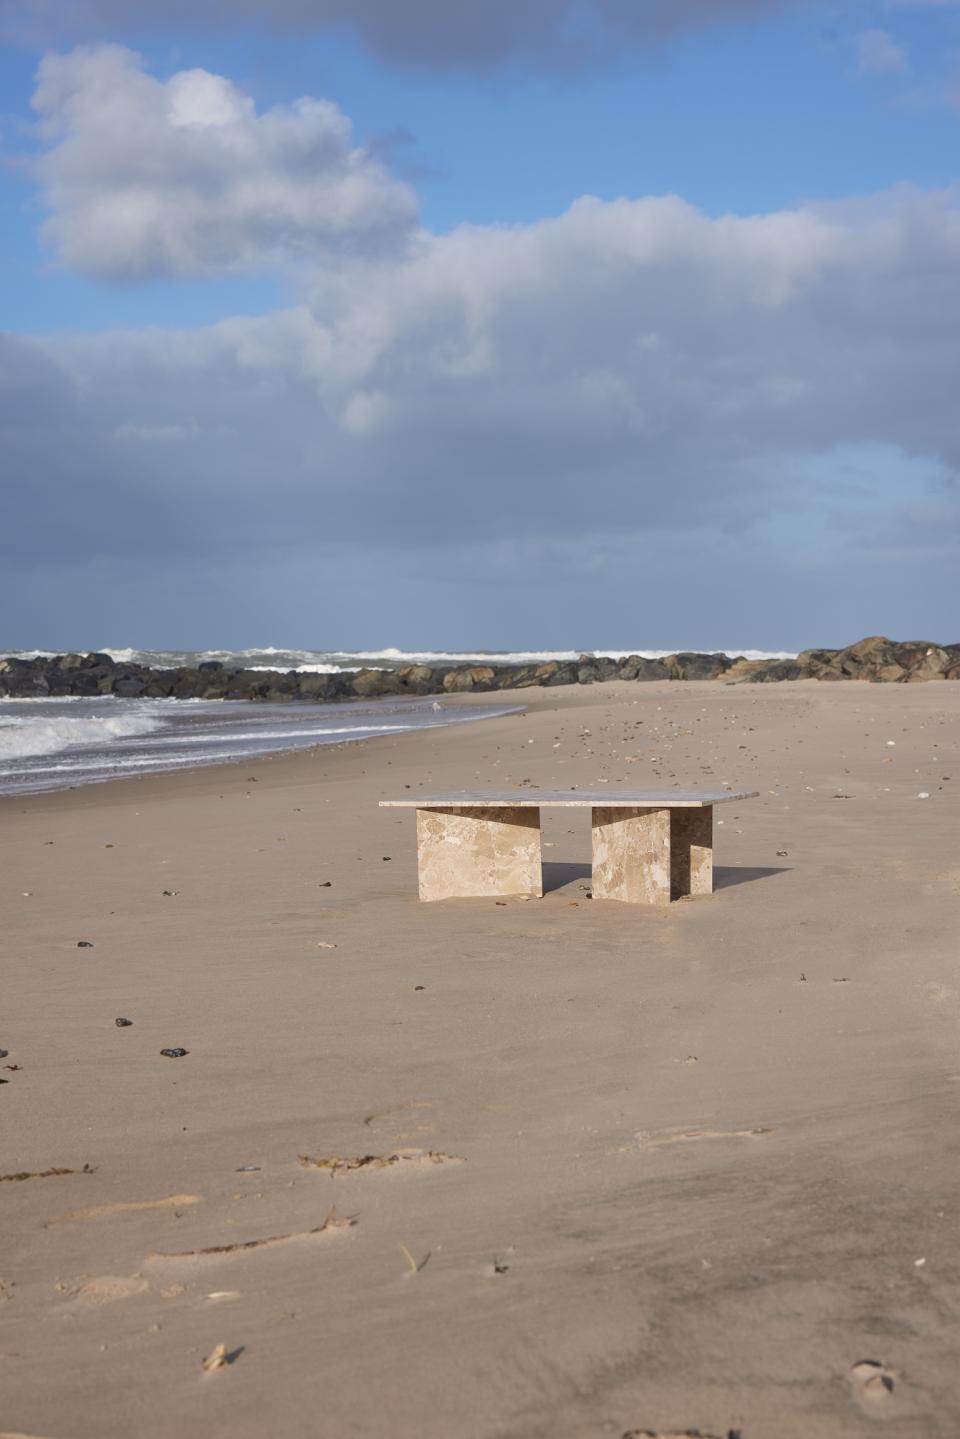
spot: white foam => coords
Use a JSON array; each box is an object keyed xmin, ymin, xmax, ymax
[
  {"xmin": 0, "ymin": 709, "xmax": 166, "ymax": 761},
  {"xmin": 3, "ymin": 645, "xmax": 797, "ymax": 673}
]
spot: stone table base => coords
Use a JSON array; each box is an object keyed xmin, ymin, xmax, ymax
[
  {"xmin": 591, "ymin": 806, "xmax": 673, "ymax": 906},
  {"xmin": 415, "ymin": 806, "xmax": 543, "ymax": 902},
  {"xmin": 670, "ymin": 806, "xmax": 713, "ymax": 899}
]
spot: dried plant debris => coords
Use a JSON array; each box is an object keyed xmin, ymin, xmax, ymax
[
  {"xmin": 297, "ymin": 1148, "xmax": 463, "ymax": 1174},
  {"xmin": 149, "ymin": 1206, "xmax": 354, "ymax": 1261},
  {"xmin": 623, "ymin": 1430, "xmax": 742, "ymax": 1439},
  {"xmin": 1, "ymin": 1163, "xmax": 94, "ymax": 1184},
  {"xmin": 399, "ymin": 1243, "xmax": 431, "ymax": 1275}
]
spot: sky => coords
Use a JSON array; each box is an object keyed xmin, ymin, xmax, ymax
[{"xmin": 1, "ymin": 0, "xmax": 959, "ymax": 652}]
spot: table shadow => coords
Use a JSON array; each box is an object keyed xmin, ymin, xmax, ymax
[
  {"xmin": 542, "ymin": 861, "xmax": 593, "ymax": 894},
  {"xmin": 714, "ymin": 865, "xmax": 790, "ymax": 890}
]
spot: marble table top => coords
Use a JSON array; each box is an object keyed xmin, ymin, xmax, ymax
[{"xmin": 380, "ymin": 790, "xmax": 758, "ymax": 809}]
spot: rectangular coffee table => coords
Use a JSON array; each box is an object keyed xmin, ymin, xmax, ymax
[{"xmin": 379, "ymin": 791, "xmax": 758, "ymax": 904}]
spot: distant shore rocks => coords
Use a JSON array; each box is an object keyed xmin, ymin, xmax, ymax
[{"xmin": 1, "ymin": 636, "xmax": 958, "ymax": 703}]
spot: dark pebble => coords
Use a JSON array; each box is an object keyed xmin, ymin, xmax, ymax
[
  {"xmin": 77, "ymin": 941, "xmax": 95, "ymax": 948},
  {"xmin": 0, "ymin": 1049, "xmax": 7, "ymax": 1059},
  {"xmin": 115, "ymin": 1017, "xmax": 133, "ymax": 1027},
  {"xmin": 160, "ymin": 1048, "xmax": 188, "ymax": 1058},
  {"xmin": 319, "ymin": 881, "xmax": 332, "ymax": 887}
]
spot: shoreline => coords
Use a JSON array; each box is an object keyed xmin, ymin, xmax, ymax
[
  {"xmin": 4, "ymin": 678, "xmax": 959, "ymax": 1437},
  {"xmin": 0, "ymin": 694, "xmax": 525, "ymax": 800}
]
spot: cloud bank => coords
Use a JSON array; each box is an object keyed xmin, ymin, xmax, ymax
[
  {"xmin": 5, "ymin": 0, "xmax": 793, "ymax": 70},
  {"xmin": 32, "ymin": 46, "xmax": 416, "ymax": 278},
  {"xmin": 7, "ymin": 186, "xmax": 960, "ymax": 568}
]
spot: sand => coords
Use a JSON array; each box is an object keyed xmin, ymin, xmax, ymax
[{"xmin": 2, "ymin": 678, "xmax": 959, "ymax": 1439}]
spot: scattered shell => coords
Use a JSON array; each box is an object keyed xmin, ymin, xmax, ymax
[{"xmin": 202, "ymin": 1343, "xmax": 228, "ymax": 1371}]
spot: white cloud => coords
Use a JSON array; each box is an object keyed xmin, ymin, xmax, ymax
[
  {"xmin": 31, "ymin": 45, "xmax": 416, "ymax": 279},
  {"xmin": 9, "ymin": 184, "xmax": 960, "ymax": 549},
  {"xmin": 5, "ymin": 180, "xmax": 960, "ymax": 638},
  {"xmin": 854, "ymin": 28, "xmax": 909, "ymax": 75}
]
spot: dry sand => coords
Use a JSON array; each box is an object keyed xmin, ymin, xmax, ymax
[{"xmin": 2, "ymin": 679, "xmax": 959, "ymax": 1439}]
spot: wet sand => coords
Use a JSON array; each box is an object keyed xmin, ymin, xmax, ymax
[{"xmin": 2, "ymin": 679, "xmax": 959, "ymax": 1438}]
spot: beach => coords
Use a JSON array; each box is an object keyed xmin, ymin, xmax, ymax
[{"xmin": 3, "ymin": 677, "xmax": 959, "ymax": 1438}]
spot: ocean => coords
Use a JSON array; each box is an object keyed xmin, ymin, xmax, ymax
[{"xmin": 0, "ymin": 646, "xmax": 795, "ymax": 797}]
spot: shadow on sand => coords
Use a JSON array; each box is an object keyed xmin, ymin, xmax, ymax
[
  {"xmin": 542, "ymin": 861, "xmax": 790, "ymax": 895},
  {"xmin": 714, "ymin": 865, "xmax": 790, "ymax": 890},
  {"xmin": 542, "ymin": 861, "xmax": 592, "ymax": 894}
]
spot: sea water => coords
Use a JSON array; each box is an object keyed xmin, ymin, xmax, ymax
[{"xmin": 0, "ymin": 696, "xmax": 520, "ymax": 797}]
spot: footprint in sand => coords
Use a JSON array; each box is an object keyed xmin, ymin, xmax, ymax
[
  {"xmin": 638, "ymin": 1127, "xmax": 773, "ymax": 1151},
  {"xmin": 57, "ymin": 1274, "xmax": 149, "ymax": 1307},
  {"xmin": 363, "ymin": 1099, "xmax": 435, "ymax": 1142}
]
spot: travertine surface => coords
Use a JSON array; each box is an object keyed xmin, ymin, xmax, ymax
[
  {"xmin": 415, "ymin": 805, "xmax": 542, "ymax": 901},
  {"xmin": 591, "ymin": 806, "xmax": 671, "ymax": 905},
  {"xmin": 670, "ymin": 805, "xmax": 714, "ymax": 898},
  {"xmin": 381, "ymin": 790, "xmax": 756, "ymax": 808}
]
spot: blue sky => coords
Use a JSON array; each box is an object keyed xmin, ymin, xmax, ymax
[{"xmin": 1, "ymin": 0, "xmax": 959, "ymax": 649}]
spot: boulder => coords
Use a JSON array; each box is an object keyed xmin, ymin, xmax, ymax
[
  {"xmin": 394, "ymin": 664, "xmax": 438, "ymax": 695},
  {"xmin": 543, "ymin": 663, "xmax": 578, "ymax": 686},
  {"xmin": 351, "ymin": 669, "xmax": 403, "ymax": 698},
  {"xmin": 577, "ymin": 655, "xmax": 618, "ymax": 683},
  {"xmin": 113, "ymin": 675, "xmax": 147, "ymax": 697},
  {"xmin": 748, "ymin": 662, "xmax": 805, "ymax": 683},
  {"xmin": 297, "ymin": 673, "xmax": 344, "ymax": 701},
  {"xmin": 532, "ymin": 661, "xmax": 560, "ymax": 683},
  {"xmin": 442, "ymin": 666, "xmax": 496, "ymax": 693},
  {"xmin": 496, "ymin": 665, "xmax": 540, "ymax": 689},
  {"xmin": 660, "ymin": 652, "xmax": 732, "ymax": 681}
]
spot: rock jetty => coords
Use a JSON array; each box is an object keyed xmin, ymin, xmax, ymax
[{"xmin": 1, "ymin": 636, "xmax": 957, "ymax": 703}]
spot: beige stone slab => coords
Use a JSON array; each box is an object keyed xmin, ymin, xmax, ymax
[
  {"xmin": 591, "ymin": 806, "xmax": 671, "ymax": 906},
  {"xmin": 381, "ymin": 790, "xmax": 757, "ymax": 809},
  {"xmin": 670, "ymin": 806, "xmax": 713, "ymax": 899},
  {"xmin": 415, "ymin": 806, "xmax": 543, "ymax": 902}
]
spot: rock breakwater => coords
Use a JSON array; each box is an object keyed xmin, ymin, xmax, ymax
[{"xmin": 1, "ymin": 636, "xmax": 957, "ymax": 702}]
